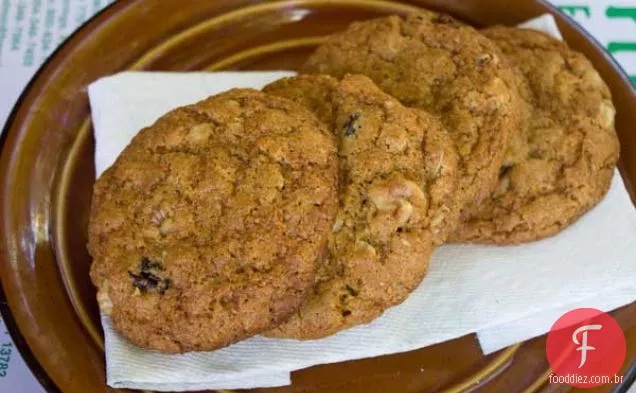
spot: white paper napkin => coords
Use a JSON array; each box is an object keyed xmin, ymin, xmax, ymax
[{"xmin": 88, "ymin": 15, "xmax": 636, "ymax": 391}]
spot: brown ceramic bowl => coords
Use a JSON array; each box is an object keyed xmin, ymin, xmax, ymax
[{"xmin": 0, "ymin": 1, "xmax": 635, "ymax": 392}]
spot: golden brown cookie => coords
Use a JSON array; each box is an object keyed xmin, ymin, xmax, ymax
[
  {"xmin": 88, "ymin": 89, "xmax": 339, "ymax": 352},
  {"xmin": 303, "ymin": 12, "xmax": 521, "ymax": 212},
  {"xmin": 264, "ymin": 74, "xmax": 458, "ymax": 339},
  {"xmin": 451, "ymin": 27, "xmax": 620, "ymax": 244}
]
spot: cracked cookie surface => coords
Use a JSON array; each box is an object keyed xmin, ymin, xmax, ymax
[
  {"xmin": 451, "ymin": 27, "xmax": 620, "ymax": 244},
  {"xmin": 302, "ymin": 12, "xmax": 521, "ymax": 212},
  {"xmin": 264, "ymin": 74, "xmax": 458, "ymax": 339},
  {"xmin": 88, "ymin": 89, "xmax": 339, "ymax": 352}
]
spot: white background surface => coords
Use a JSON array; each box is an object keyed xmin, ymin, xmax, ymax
[{"xmin": 0, "ymin": 0, "xmax": 635, "ymax": 392}]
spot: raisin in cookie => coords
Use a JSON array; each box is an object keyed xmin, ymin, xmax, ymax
[
  {"xmin": 88, "ymin": 89, "xmax": 339, "ymax": 352},
  {"xmin": 264, "ymin": 74, "xmax": 458, "ymax": 339},
  {"xmin": 303, "ymin": 12, "xmax": 521, "ymax": 213},
  {"xmin": 451, "ymin": 27, "xmax": 620, "ymax": 244}
]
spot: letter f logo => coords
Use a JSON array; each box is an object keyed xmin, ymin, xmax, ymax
[{"xmin": 572, "ymin": 324, "xmax": 602, "ymax": 368}]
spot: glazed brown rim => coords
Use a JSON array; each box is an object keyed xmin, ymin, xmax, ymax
[
  {"xmin": 0, "ymin": 0, "xmax": 634, "ymax": 393},
  {"xmin": 0, "ymin": 0, "xmax": 118, "ymax": 390}
]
